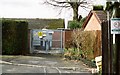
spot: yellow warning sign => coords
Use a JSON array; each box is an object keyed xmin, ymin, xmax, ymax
[{"xmin": 38, "ymin": 32, "xmax": 43, "ymax": 36}]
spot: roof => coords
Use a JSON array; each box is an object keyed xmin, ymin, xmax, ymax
[
  {"xmin": 82, "ymin": 10, "xmax": 107, "ymax": 28},
  {"xmin": 3, "ymin": 18, "xmax": 65, "ymax": 29}
]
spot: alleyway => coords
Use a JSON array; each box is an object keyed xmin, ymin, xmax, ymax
[{"xmin": 1, "ymin": 54, "xmax": 93, "ymax": 75}]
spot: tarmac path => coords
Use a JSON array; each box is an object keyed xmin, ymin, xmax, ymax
[{"xmin": 0, "ymin": 54, "xmax": 94, "ymax": 75}]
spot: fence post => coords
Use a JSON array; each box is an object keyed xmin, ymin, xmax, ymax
[
  {"xmin": 102, "ymin": 21, "xmax": 109, "ymax": 74},
  {"xmin": 111, "ymin": 2, "xmax": 120, "ymax": 75},
  {"xmin": 102, "ymin": 21, "xmax": 113, "ymax": 74},
  {"xmin": 60, "ymin": 29, "xmax": 63, "ymax": 53},
  {"xmin": 30, "ymin": 29, "xmax": 33, "ymax": 53},
  {"xmin": 109, "ymin": 21, "xmax": 114, "ymax": 74},
  {"xmin": 116, "ymin": 35, "xmax": 120, "ymax": 75},
  {"xmin": 0, "ymin": 20, "xmax": 1, "ymax": 54}
]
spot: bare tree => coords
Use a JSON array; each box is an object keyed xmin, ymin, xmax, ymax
[{"xmin": 43, "ymin": 0, "xmax": 92, "ymax": 22}]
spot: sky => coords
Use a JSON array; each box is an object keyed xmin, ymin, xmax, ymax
[{"xmin": 0, "ymin": 0, "xmax": 106, "ymax": 20}]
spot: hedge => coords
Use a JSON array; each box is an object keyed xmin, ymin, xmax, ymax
[{"xmin": 2, "ymin": 19, "xmax": 28, "ymax": 55}]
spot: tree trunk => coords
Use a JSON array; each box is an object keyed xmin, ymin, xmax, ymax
[{"xmin": 71, "ymin": 3, "xmax": 79, "ymax": 21}]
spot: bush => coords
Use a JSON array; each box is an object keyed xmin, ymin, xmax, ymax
[
  {"xmin": 16, "ymin": 21, "xmax": 28, "ymax": 54},
  {"xmin": 71, "ymin": 29, "xmax": 95, "ymax": 59},
  {"xmin": 68, "ymin": 17, "xmax": 86, "ymax": 29},
  {"xmin": 68, "ymin": 21, "xmax": 81, "ymax": 29},
  {"xmin": 93, "ymin": 5, "xmax": 104, "ymax": 10},
  {"xmin": 64, "ymin": 30, "xmax": 101, "ymax": 60},
  {"xmin": 64, "ymin": 48, "xmax": 96, "ymax": 68},
  {"xmin": 2, "ymin": 19, "xmax": 28, "ymax": 55},
  {"xmin": 63, "ymin": 30, "xmax": 101, "ymax": 68}
]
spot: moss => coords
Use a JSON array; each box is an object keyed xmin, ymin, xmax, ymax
[{"xmin": 47, "ymin": 19, "xmax": 64, "ymax": 29}]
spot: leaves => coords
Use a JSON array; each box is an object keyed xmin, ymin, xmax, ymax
[{"xmin": 68, "ymin": 17, "xmax": 86, "ymax": 29}]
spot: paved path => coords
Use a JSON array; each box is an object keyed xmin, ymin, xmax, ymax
[{"xmin": 0, "ymin": 54, "xmax": 94, "ymax": 74}]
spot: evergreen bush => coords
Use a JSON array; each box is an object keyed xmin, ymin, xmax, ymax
[{"xmin": 2, "ymin": 19, "xmax": 28, "ymax": 55}]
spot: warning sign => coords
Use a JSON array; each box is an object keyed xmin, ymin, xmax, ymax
[
  {"xmin": 111, "ymin": 18, "xmax": 120, "ymax": 34},
  {"xmin": 38, "ymin": 32, "xmax": 43, "ymax": 36}
]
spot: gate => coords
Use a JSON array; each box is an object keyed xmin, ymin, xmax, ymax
[{"xmin": 30, "ymin": 29, "xmax": 63, "ymax": 54}]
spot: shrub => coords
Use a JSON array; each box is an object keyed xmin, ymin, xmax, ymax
[
  {"xmin": 93, "ymin": 5, "xmax": 104, "ymax": 10},
  {"xmin": 68, "ymin": 21, "xmax": 81, "ymax": 29},
  {"xmin": 64, "ymin": 29, "xmax": 101, "ymax": 60},
  {"xmin": 68, "ymin": 17, "xmax": 86, "ymax": 29},
  {"xmin": 2, "ymin": 19, "xmax": 28, "ymax": 55},
  {"xmin": 16, "ymin": 21, "xmax": 28, "ymax": 54}
]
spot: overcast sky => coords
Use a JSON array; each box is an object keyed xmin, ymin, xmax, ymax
[{"xmin": 0, "ymin": 0, "xmax": 106, "ymax": 19}]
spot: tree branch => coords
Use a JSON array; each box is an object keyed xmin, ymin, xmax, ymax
[
  {"xmin": 51, "ymin": 0, "xmax": 67, "ymax": 4},
  {"xmin": 44, "ymin": 0, "xmax": 90, "ymax": 8},
  {"xmin": 42, "ymin": 0, "xmax": 93, "ymax": 21},
  {"xmin": 45, "ymin": 0, "xmax": 71, "ymax": 8}
]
